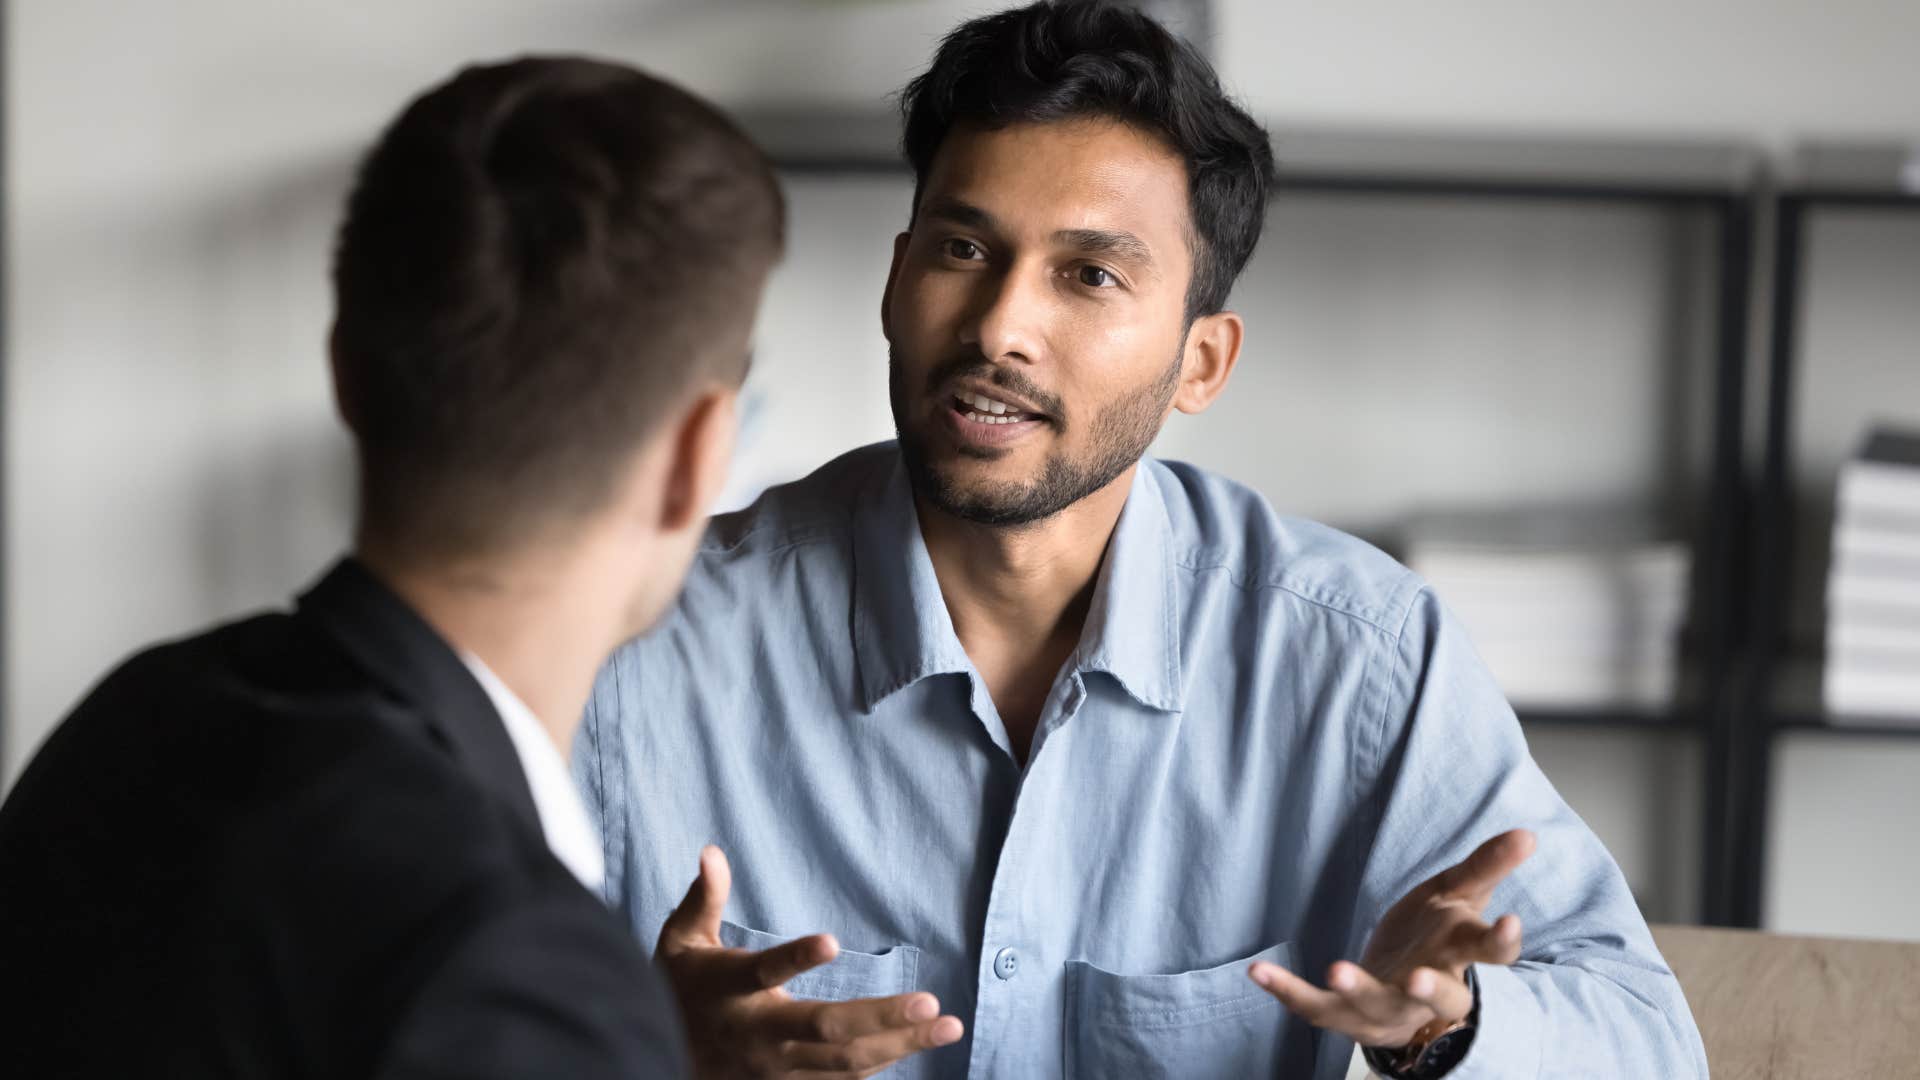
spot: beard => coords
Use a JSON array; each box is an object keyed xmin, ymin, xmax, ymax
[{"xmin": 889, "ymin": 343, "xmax": 1182, "ymax": 527}]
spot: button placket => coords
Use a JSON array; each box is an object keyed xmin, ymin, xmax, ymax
[{"xmin": 965, "ymin": 675, "xmax": 1083, "ymax": 1076}]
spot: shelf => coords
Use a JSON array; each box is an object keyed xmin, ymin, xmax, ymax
[
  {"xmin": 1773, "ymin": 715, "xmax": 1920, "ymax": 738},
  {"xmin": 1783, "ymin": 141, "xmax": 1920, "ymax": 205},
  {"xmin": 1763, "ymin": 657, "xmax": 1920, "ymax": 736},
  {"xmin": 742, "ymin": 109, "xmax": 900, "ymax": 175},
  {"xmin": 737, "ymin": 109, "xmax": 1760, "ymax": 203},
  {"xmin": 1262, "ymin": 127, "xmax": 1754, "ymax": 203},
  {"xmin": 1517, "ymin": 705, "xmax": 1701, "ymax": 731},
  {"xmin": 1755, "ymin": 652, "xmax": 1920, "ymax": 738}
]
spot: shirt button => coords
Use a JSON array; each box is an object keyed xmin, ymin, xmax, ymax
[{"xmin": 993, "ymin": 947, "xmax": 1020, "ymax": 980}]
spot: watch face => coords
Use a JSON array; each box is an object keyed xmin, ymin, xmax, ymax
[{"xmin": 1417, "ymin": 1028, "xmax": 1474, "ymax": 1073}]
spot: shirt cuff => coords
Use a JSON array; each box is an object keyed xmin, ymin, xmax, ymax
[{"xmin": 1439, "ymin": 962, "xmax": 1544, "ymax": 1079}]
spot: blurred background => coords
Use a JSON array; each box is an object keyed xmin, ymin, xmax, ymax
[{"xmin": 4, "ymin": 0, "xmax": 1919, "ymax": 941}]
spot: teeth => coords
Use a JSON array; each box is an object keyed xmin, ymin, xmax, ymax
[
  {"xmin": 963, "ymin": 391, "xmax": 1018, "ymax": 416},
  {"xmin": 955, "ymin": 387, "xmax": 1039, "ymax": 427},
  {"xmin": 962, "ymin": 409, "xmax": 1023, "ymax": 425}
]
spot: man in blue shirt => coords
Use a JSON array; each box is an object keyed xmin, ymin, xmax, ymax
[{"xmin": 578, "ymin": 2, "xmax": 1708, "ymax": 1076}]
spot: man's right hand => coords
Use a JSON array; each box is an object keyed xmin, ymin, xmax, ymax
[{"xmin": 657, "ymin": 845, "xmax": 965, "ymax": 1079}]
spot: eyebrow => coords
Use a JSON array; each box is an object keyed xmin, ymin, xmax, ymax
[
  {"xmin": 1053, "ymin": 227, "xmax": 1155, "ymax": 271},
  {"xmin": 920, "ymin": 196, "xmax": 997, "ymax": 232}
]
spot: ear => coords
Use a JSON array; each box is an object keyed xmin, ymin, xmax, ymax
[
  {"xmin": 659, "ymin": 387, "xmax": 739, "ymax": 534},
  {"xmin": 1172, "ymin": 310, "xmax": 1243, "ymax": 415},
  {"xmin": 880, "ymin": 231, "xmax": 910, "ymax": 344},
  {"xmin": 327, "ymin": 322, "xmax": 362, "ymax": 435}
]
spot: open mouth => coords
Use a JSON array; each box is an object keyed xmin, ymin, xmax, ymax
[{"xmin": 950, "ymin": 389, "xmax": 1046, "ymax": 426}]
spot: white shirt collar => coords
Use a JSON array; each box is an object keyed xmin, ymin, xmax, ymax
[{"xmin": 457, "ymin": 652, "xmax": 606, "ymax": 894}]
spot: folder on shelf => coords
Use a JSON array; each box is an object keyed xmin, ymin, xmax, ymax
[
  {"xmin": 1402, "ymin": 505, "xmax": 1688, "ymax": 710},
  {"xmin": 1824, "ymin": 425, "xmax": 1920, "ymax": 722}
]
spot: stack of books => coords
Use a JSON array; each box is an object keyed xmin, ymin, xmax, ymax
[
  {"xmin": 1824, "ymin": 427, "xmax": 1920, "ymax": 720},
  {"xmin": 1403, "ymin": 506, "xmax": 1690, "ymax": 710}
]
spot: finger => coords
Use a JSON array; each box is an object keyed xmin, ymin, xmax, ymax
[
  {"xmin": 1326, "ymin": 961, "xmax": 1423, "ymax": 1028},
  {"xmin": 780, "ymin": 1014, "xmax": 965, "ymax": 1073},
  {"xmin": 1427, "ymin": 912, "xmax": 1524, "ymax": 974},
  {"xmin": 1431, "ymin": 829, "xmax": 1536, "ymax": 905},
  {"xmin": 1470, "ymin": 914, "xmax": 1525, "ymax": 966},
  {"xmin": 1252, "ymin": 961, "xmax": 1416, "ymax": 1046},
  {"xmin": 760, "ymin": 992, "xmax": 944, "ymax": 1044},
  {"xmin": 1399, "ymin": 965, "xmax": 1474, "ymax": 1022},
  {"xmin": 658, "ymin": 845, "xmax": 731, "ymax": 953},
  {"xmin": 728, "ymin": 933, "xmax": 838, "ymax": 995},
  {"xmin": 1248, "ymin": 961, "xmax": 1356, "ymax": 1027}
]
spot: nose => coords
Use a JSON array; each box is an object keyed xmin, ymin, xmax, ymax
[{"xmin": 957, "ymin": 260, "xmax": 1049, "ymax": 366}]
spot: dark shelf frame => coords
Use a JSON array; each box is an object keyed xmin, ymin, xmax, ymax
[
  {"xmin": 749, "ymin": 113, "xmax": 1761, "ymax": 926},
  {"xmin": 1743, "ymin": 161, "xmax": 1920, "ymax": 927}
]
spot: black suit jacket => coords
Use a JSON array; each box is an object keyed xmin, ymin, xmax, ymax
[{"xmin": 0, "ymin": 559, "xmax": 687, "ymax": 1078}]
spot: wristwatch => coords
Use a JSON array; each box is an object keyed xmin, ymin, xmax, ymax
[{"xmin": 1361, "ymin": 970, "xmax": 1479, "ymax": 1079}]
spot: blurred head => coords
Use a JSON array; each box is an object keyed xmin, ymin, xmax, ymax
[
  {"xmin": 884, "ymin": 0, "xmax": 1275, "ymax": 527},
  {"xmin": 331, "ymin": 56, "xmax": 784, "ymax": 635}
]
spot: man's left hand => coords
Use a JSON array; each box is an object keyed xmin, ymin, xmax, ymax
[{"xmin": 1246, "ymin": 828, "xmax": 1536, "ymax": 1049}]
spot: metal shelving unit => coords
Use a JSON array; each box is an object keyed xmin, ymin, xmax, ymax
[
  {"xmin": 1740, "ymin": 144, "xmax": 1920, "ymax": 926},
  {"xmin": 1263, "ymin": 129, "xmax": 1759, "ymax": 927},
  {"xmin": 743, "ymin": 111, "xmax": 1763, "ymax": 923}
]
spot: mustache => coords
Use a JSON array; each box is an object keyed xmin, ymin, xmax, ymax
[{"xmin": 923, "ymin": 353, "xmax": 1066, "ymax": 422}]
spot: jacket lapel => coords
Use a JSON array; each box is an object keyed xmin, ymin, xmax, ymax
[{"xmin": 294, "ymin": 558, "xmax": 541, "ymax": 834}]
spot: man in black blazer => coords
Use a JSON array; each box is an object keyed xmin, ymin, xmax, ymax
[{"xmin": 0, "ymin": 56, "xmax": 784, "ymax": 1078}]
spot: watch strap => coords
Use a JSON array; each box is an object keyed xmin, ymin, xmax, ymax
[{"xmin": 1361, "ymin": 968, "xmax": 1480, "ymax": 1078}]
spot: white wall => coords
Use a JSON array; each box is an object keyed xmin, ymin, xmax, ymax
[
  {"xmin": 1766, "ymin": 732, "xmax": 1920, "ymax": 940},
  {"xmin": 8, "ymin": 1, "xmax": 1920, "ymax": 934},
  {"xmin": 1221, "ymin": 0, "xmax": 1920, "ymax": 146}
]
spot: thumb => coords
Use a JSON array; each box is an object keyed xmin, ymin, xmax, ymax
[{"xmin": 658, "ymin": 844, "xmax": 731, "ymax": 954}]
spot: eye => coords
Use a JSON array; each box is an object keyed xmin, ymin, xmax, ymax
[
  {"xmin": 943, "ymin": 238, "xmax": 984, "ymax": 261},
  {"xmin": 1076, "ymin": 265, "xmax": 1117, "ymax": 288}
]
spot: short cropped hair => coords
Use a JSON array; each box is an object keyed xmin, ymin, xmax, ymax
[
  {"xmin": 899, "ymin": 0, "xmax": 1275, "ymax": 321},
  {"xmin": 332, "ymin": 56, "xmax": 784, "ymax": 558}
]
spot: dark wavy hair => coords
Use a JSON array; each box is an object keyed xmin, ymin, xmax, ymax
[{"xmin": 899, "ymin": 0, "xmax": 1276, "ymax": 321}]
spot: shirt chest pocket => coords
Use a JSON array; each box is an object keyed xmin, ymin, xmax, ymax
[
  {"xmin": 719, "ymin": 919, "xmax": 921, "ymax": 1002},
  {"xmin": 1064, "ymin": 941, "xmax": 1300, "ymax": 1080}
]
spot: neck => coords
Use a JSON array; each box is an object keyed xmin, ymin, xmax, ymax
[
  {"xmin": 357, "ymin": 539, "xmax": 623, "ymax": 759},
  {"xmin": 918, "ymin": 463, "xmax": 1137, "ymax": 677}
]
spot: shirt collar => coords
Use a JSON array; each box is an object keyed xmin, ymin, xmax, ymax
[
  {"xmin": 850, "ymin": 452, "xmax": 1185, "ymax": 714},
  {"xmin": 458, "ymin": 652, "xmax": 607, "ymax": 894},
  {"xmin": 1071, "ymin": 461, "xmax": 1185, "ymax": 712},
  {"xmin": 851, "ymin": 457, "xmax": 974, "ymax": 711}
]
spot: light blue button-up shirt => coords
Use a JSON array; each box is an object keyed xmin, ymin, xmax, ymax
[{"xmin": 577, "ymin": 443, "xmax": 1706, "ymax": 1079}]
